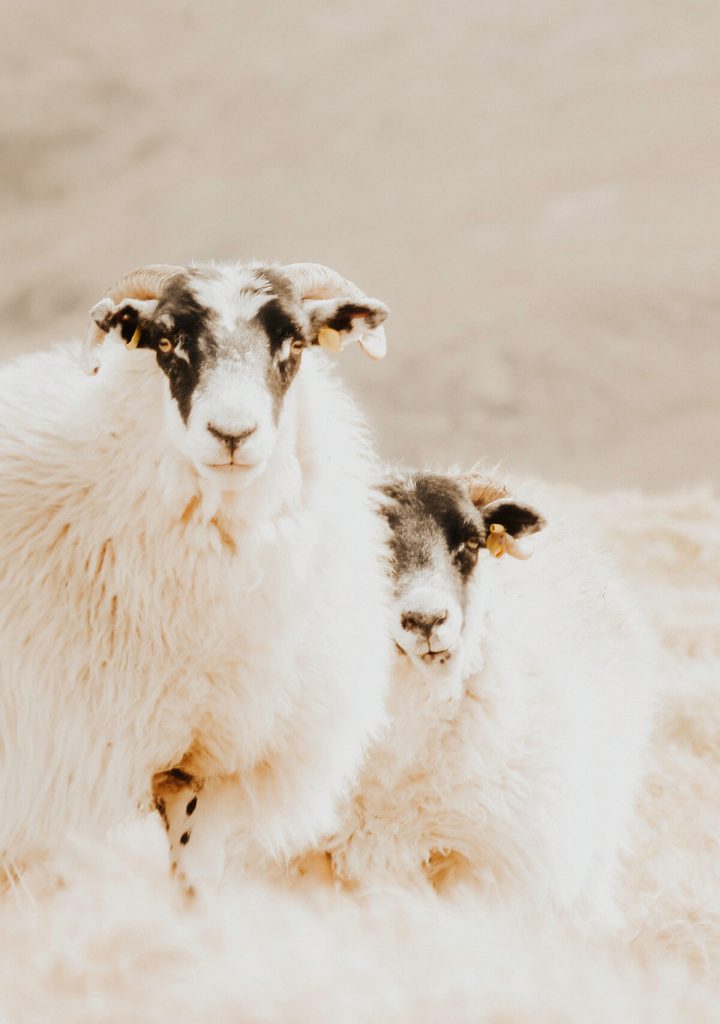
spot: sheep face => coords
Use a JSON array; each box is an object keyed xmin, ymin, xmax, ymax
[
  {"xmin": 89, "ymin": 263, "xmax": 388, "ymax": 490},
  {"xmin": 381, "ymin": 473, "xmax": 544, "ymax": 671}
]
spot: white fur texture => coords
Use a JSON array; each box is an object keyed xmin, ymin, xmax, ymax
[
  {"xmin": 0, "ymin": 486, "xmax": 717, "ymax": 1021},
  {"xmin": 326, "ymin": 479, "xmax": 657, "ymax": 922},
  {"xmin": 0, "ymin": 333, "xmax": 391, "ymax": 875}
]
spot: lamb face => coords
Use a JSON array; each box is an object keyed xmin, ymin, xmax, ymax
[
  {"xmin": 381, "ymin": 472, "xmax": 545, "ymax": 672},
  {"xmin": 86, "ymin": 262, "xmax": 388, "ymax": 491}
]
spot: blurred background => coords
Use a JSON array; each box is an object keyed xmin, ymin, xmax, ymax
[{"xmin": 1, "ymin": 0, "xmax": 717, "ymax": 491}]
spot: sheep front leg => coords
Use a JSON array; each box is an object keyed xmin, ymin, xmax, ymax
[{"xmin": 153, "ymin": 770, "xmax": 230, "ymax": 897}]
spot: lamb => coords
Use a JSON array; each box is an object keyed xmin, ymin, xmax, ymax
[
  {"xmin": 0, "ymin": 260, "xmax": 392, "ymax": 893},
  {"xmin": 321, "ymin": 469, "xmax": 655, "ymax": 923}
]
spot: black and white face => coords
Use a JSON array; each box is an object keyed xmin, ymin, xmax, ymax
[
  {"xmin": 381, "ymin": 472, "xmax": 544, "ymax": 670},
  {"xmin": 90, "ymin": 263, "xmax": 387, "ymax": 490}
]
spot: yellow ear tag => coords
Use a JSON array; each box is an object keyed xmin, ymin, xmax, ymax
[
  {"xmin": 317, "ymin": 326, "xmax": 343, "ymax": 352},
  {"xmin": 126, "ymin": 327, "xmax": 141, "ymax": 351},
  {"xmin": 486, "ymin": 522, "xmax": 507, "ymax": 559}
]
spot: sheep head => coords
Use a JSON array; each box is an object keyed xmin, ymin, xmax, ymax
[
  {"xmin": 82, "ymin": 261, "xmax": 390, "ymax": 490},
  {"xmin": 380, "ymin": 470, "xmax": 545, "ymax": 672}
]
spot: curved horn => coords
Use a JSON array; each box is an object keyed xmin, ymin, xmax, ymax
[
  {"xmin": 283, "ymin": 263, "xmax": 367, "ymax": 302},
  {"xmin": 83, "ymin": 264, "xmax": 184, "ymax": 375},
  {"xmin": 282, "ymin": 262, "xmax": 388, "ymax": 360},
  {"xmin": 456, "ymin": 472, "xmax": 510, "ymax": 509}
]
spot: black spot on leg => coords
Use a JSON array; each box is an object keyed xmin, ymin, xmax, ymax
[
  {"xmin": 186, "ymin": 796, "xmax": 197, "ymax": 816},
  {"xmin": 180, "ymin": 830, "xmax": 191, "ymax": 845},
  {"xmin": 155, "ymin": 797, "xmax": 169, "ymax": 830}
]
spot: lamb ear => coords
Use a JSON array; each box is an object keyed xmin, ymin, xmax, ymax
[
  {"xmin": 481, "ymin": 498, "xmax": 546, "ymax": 560},
  {"xmin": 303, "ymin": 298, "xmax": 389, "ymax": 360}
]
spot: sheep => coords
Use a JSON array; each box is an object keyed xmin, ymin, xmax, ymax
[
  {"xmin": 320, "ymin": 469, "xmax": 656, "ymax": 923},
  {"xmin": 0, "ymin": 260, "xmax": 393, "ymax": 893}
]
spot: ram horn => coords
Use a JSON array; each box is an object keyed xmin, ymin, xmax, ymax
[
  {"xmin": 82, "ymin": 264, "xmax": 184, "ymax": 375},
  {"xmin": 282, "ymin": 262, "xmax": 388, "ymax": 360}
]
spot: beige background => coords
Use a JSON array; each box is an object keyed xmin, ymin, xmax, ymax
[{"xmin": 1, "ymin": 0, "xmax": 717, "ymax": 491}]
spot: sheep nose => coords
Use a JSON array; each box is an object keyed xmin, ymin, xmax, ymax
[
  {"xmin": 401, "ymin": 610, "xmax": 448, "ymax": 637},
  {"xmin": 207, "ymin": 423, "xmax": 257, "ymax": 452}
]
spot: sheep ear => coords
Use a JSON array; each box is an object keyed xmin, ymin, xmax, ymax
[
  {"xmin": 303, "ymin": 298, "xmax": 389, "ymax": 360},
  {"xmin": 89, "ymin": 297, "xmax": 159, "ymax": 347},
  {"xmin": 481, "ymin": 498, "xmax": 546, "ymax": 560}
]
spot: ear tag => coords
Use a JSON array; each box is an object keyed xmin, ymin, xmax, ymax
[
  {"xmin": 317, "ymin": 326, "xmax": 343, "ymax": 352},
  {"xmin": 126, "ymin": 327, "xmax": 141, "ymax": 351},
  {"xmin": 487, "ymin": 522, "xmax": 507, "ymax": 559},
  {"xmin": 487, "ymin": 521, "xmax": 534, "ymax": 561}
]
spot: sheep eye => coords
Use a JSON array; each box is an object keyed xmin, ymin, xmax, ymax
[
  {"xmin": 464, "ymin": 538, "xmax": 480, "ymax": 552},
  {"xmin": 158, "ymin": 338, "xmax": 174, "ymax": 354},
  {"xmin": 290, "ymin": 338, "xmax": 305, "ymax": 354}
]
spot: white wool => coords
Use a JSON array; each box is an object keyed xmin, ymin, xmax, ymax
[
  {"xmin": 0, "ymin": 337, "xmax": 391, "ymax": 868},
  {"xmin": 0, "ymin": 487, "xmax": 717, "ymax": 1021},
  {"xmin": 326, "ymin": 479, "xmax": 657, "ymax": 922}
]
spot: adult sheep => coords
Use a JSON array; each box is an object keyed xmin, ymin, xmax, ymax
[
  {"xmin": 0, "ymin": 261, "xmax": 392, "ymax": 892},
  {"xmin": 319, "ymin": 469, "xmax": 656, "ymax": 924}
]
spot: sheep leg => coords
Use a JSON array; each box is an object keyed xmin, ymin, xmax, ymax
[{"xmin": 153, "ymin": 770, "xmax": 230, "ymax": 897}]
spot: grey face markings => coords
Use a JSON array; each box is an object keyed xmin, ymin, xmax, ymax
[
  {"xmin": 147, "ymin": 278, "xmax": 215, "ymax": 422},
  {"xmin": 106, "ymin": 267, "xmax": 310, "ymax": 423},
  {"xmin": 380, "ymin": 473, "xmax": 547, "ymax": 596},
  {"xmin": 253, "ymin": 293, "xmax": 307, "ymax": 412},
  {"xmin": 380, "ymin": 473, "xmax": 486, "ymax": 587}
]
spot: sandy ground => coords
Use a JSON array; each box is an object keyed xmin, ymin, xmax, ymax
[{"xmin": 1, "ymin": 0, "xmax": 718, "ymax": 492}]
